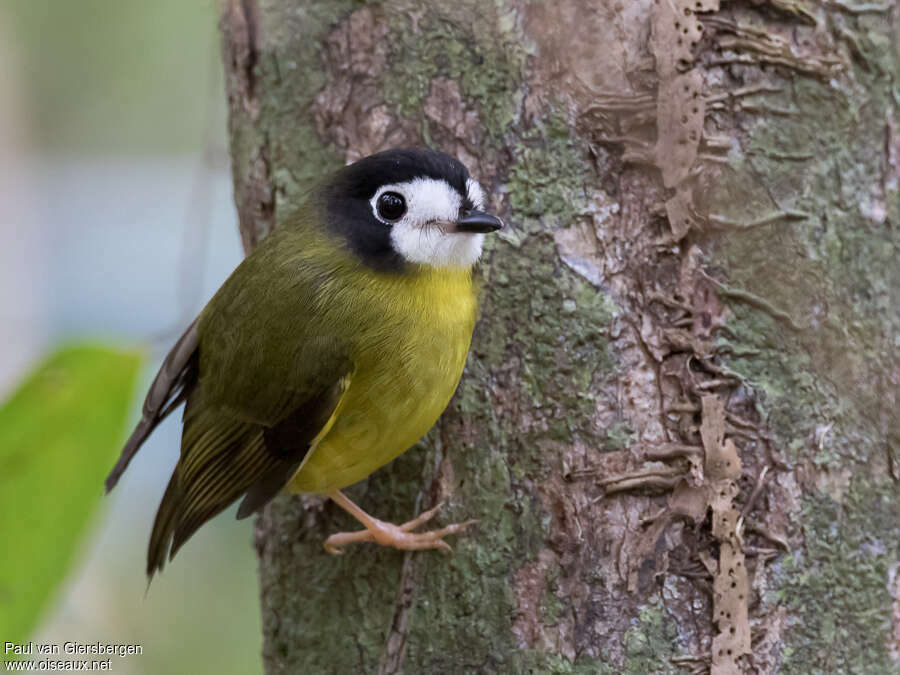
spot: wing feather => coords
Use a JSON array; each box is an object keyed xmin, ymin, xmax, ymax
[{"xmin": 145, "ymin": 370, "xmax": 351, "ymax": 577}]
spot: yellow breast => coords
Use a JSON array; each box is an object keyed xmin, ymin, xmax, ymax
[{"xmin": 286, "ymin": 266, "xmax": 477, "ymax": 493}]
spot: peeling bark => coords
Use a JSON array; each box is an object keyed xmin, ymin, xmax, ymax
[{"xmin": 221, "ymin": 1, "xmax": 900, "ymax": 672}]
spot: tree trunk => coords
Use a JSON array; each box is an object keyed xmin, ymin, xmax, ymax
[{"xmin": 220, "ymin": 1, "xmax": 900, "ymax": 672}]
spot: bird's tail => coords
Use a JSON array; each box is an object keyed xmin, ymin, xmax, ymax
[{"xmin": 146, "ymin": 472, "xmax": 182, "ymax": 579}]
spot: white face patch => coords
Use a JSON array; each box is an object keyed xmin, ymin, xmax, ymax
[
  {"xmin": 370, "ymin": 177, "xmax": 488, "ymax": 269},
  {"xmin": 465, "ymin": 178, "xmax": 485, "ymax": 210}
]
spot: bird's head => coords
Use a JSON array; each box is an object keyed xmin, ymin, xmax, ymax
[{"xmin": 323, "ymin": 148, "xmax": 503, "ymax": 271}]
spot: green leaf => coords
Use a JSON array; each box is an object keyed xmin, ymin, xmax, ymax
[{"xmin": 0, "ymin": 344, "xmax": 143, "ymax": 642}]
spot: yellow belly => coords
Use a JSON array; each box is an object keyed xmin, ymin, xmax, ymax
[{"xmin": 286, "ymin": 267, "xmax": 476, "ymax": 493}]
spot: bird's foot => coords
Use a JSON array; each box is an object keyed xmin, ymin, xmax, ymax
[{"xmin": 323, "ymin": 497, "xmax": 476, "ymax": 555}]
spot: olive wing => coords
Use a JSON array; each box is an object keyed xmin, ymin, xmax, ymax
[{"xmin": 144, "ymin": 227, "xmax": 356, "ymax": 576}]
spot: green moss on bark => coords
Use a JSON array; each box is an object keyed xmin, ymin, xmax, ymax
[
  {"xmin": 710, "ymin": 15, "xmax": 900, "ymax": 671},
  {"xmin": 468, "ymin": 233, "xmax": 618, "ymax": 450},
  {"xmin": 773, "ymin": 477, "xmax": 900, "ymax": 674},
  {"xmin": 255, "ymin": 0, "xmax": 356, "ymax": 216},
  {"xmin": 716, "ymin": 67, "xmax": 899, "ymax": 468},
  {"xmin": 466, "ymin": 118, "xmax": 622, "ymax": 457},
  {"xmin": 379, "ymin": 1, "xmax": 525, "ymax": 143},
  {"xmin": 621, "ymin": 606, "xmax": 680, "ymax": 675},
  {"xmin": 507, "ymin": 116, "xmax": 594, "ymax": 229}
]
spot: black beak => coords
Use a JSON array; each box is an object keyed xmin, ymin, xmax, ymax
[{"xmin": 456, "ymin": 209, "xmax": 504, "ymax": 233}]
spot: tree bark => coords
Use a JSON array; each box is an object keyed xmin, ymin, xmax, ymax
[{"xmin": 220, "ymin": 1, "xmax": 900, "ymax": 672}]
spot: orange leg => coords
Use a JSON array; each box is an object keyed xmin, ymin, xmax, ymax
[{"xmin": 323, "ymin": 490, "xmax": 476, "ymax": 555}]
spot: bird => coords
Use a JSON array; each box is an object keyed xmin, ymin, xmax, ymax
[{"xmin": 105, "ymin": 148, "xmax": 504, "ymax": 578}]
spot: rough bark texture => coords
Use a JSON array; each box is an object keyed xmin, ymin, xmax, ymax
[{"xmin": 220, "ymin": 1, "xmax": 900, "ymax": 672}]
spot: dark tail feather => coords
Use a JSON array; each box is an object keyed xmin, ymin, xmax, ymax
[
  {"xmin": 147, "ymin": 473, "xmax": 182, "ymax": 579},
  {"xmin": 105, "ymin": 418, "xmax": 154, "ymax": 493},
  {"xmin": 105, "ymin": 319, "xmax": 199, "ymax": 493}
]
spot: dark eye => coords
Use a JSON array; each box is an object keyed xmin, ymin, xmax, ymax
[{"xmin": 376, "ymin": 191, "xmax": 406, "ymax": 221}]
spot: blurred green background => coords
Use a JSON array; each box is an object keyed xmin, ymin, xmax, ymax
[{"xmin": 0, "ymin": 1, "xmax": 262, "ymax": 672}]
